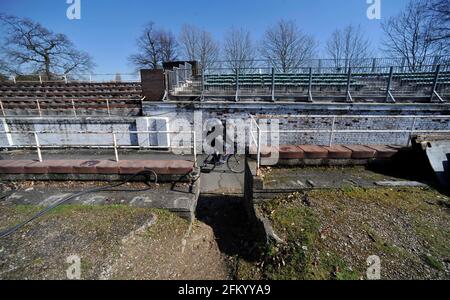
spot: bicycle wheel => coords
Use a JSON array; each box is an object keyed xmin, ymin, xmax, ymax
[{"xmin": 227, "ymin": 154, "xmax": 245, "ymax": 173}]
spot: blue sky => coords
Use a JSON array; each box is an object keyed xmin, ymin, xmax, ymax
[{"xmin": 0, "ymin": 0, "xmax": 411, "ymax": 73}]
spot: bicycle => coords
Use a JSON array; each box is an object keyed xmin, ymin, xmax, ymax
[{"xmin": 201, "ymin": 153, "xmax": 245, "ymax": 173}]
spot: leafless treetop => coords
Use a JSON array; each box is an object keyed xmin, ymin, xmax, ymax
[
  {"xmin": 179, "ymin": 24, "xmax": 220, "ymax": 70},
  {"xmin": 326, "ymin": 24, "xmax": 372, "ymax": 70},
  {"xmin": 0, "ymin": 14, "xmax": 94, "ymax": 79},
  {"xmin": 260, "ymin": 19, "xmax": 317, "ymax": 72},
  {"xmin": 129, "ymin": 22, "xmax": 178, "ymax": 70},
  {"xmin": 223, "ymin": 27, "xmax": 256, "ymax": 72},
  {"xmin": 382, "ymin": 0, "xmax": 449, "ymax": 71}
]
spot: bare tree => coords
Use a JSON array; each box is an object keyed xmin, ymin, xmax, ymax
[
  {"xmin": 223, "ymin": 27, "xmax": 256, "ymax": 73},
  {"xmin": 129, "ymin": 22, "xmax": 178, "ymax": 70},
  {"xmin": 381, "ymin": 0, "xmax": 448, "ymax": 71},
  {"xmin": 326, "ymin": 24, "xmax": 372, "ymax": 71},
  {"xmin": 426, "ymin": 0, "xmax": 450, "ymax": 42},
  {"xmin": 179, "ymin": 25, "xmax": 198, "ymax": 61},
  {"xmin": 179, "ymin": 24, "xmax": 219, "ymax": 71},
  {"xmin": 0, "ymin": 14, "xmax": 94, "ymax": 79},
  {"xmin": 159, "ymin": 29, "xmax": 179, "ymax": 63},
  {"xmin": 260, "ymin": 19, "xmax": 317, "ymax": 72}
]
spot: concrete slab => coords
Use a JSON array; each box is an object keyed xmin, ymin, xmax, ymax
[
  {"xmin": 322, "ymin": 145, "xmax": 353, "ymax": 159},
  {"xmin": 0, "ymin": 160, "xmax": 36, "ymax": 174},
  {"xmin": 73, "ymin": 160, "xmax": 102, "ymax": 174},
  {"xmin": 367, "ymin": 145, "xmax": 399, "ymax": 159},
  {"xmin": 1, "ymin": 181, "xmax": 200, "ymax": 221},
  {"xmin": 96, "ymin": 160, "xmax": 119, "ymax": 174},
  {"xmin": 297, "ymin": 145, "xmax": 329, "ymax": 159},
  {"xmin": 343, "ymin": 145, "xmax": 376, "ymax": 159},
  {"xmin": 425, "ymin": 140, "xmax": 450, "ymax": 189},
  {"xmin": 278, "ymin": 145, "xmax": 304, "ymax": 159}
]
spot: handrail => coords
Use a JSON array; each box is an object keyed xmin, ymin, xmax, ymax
[
  {"xmin": 249, "ymin": 114, "xmax": 450, "ymax": 172},
  {"xmin": 0, "ymin": 130, "xmax": 197, "ymax": 166}
]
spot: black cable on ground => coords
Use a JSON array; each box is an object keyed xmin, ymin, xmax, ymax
[{"xmin": 0, "ymin": 170, "xmax": 159, "ymax": 239}]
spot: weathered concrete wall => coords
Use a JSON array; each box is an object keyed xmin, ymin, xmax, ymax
[
  {"xmin": 2, "ymin": 102, "xmax": 449, "ymax": 150},
  {"xmin": 0, "ymin": 118, "xmax": 138, "ymax": 147},
  {"xmin": 143, "ymin": 102, "xmax": 450, "ymax": 148}
]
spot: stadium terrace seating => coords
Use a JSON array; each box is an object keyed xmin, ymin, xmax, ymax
[
  {"xmin": 177, "ymin": 70, "xmax": 450, "ymax": 101},
  {"xmin": 0, "ymin": 82, "xmax": 143, "ymax": 116}
]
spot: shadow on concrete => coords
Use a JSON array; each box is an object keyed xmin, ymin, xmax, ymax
[
  {"xmin": 195, "ymin": 195, "xmax": 260, "ymax": 265},
  {"xmin": 367, "ymin": 148, "xmax": 449, "ymax": 195}
]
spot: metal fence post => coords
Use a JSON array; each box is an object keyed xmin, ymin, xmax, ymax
[
  {"xmin": 329, "ymin": 116, "xmax": 336, "ymax": 146},
  {"xmin": 371, "ymin": 58, "xmax": 377, "ymax": 73},
  {"xmin": 34, "ymin": 132, "xmax": 43, "ymax": 162},
  {"xmin": 71, "ymin": 99, "xmax": 77, "ymax": 117},
  {"xmin": 193, "ymin": 131, "xmax": 197, "ymax": 168},
  {"xmin": 174, "ymin": 68, "xmax": 179, "ymax": 88},
  {"xmin": 106, "ymin": 99, "xmax": 111, "ymax": 117},
  {"xmin": 346, "ymin": 67, "xmax": 353, "ymax": 102},
  {"xmin": 112, "ymin": 132, "xmax": 119, "ymax": 162},
  {"xmin": 0, "ymin": 99, "xmax": 5, "ymax": 117},
  {"xmin": 64, "ymin": 75, "xmax": 68, "ymax": 84},
  {"xmin": 256, "ymin": 125, "xmax": 261, "ymax": 174},
  {"xmin": 36, "ymin": 99, "xmax": 42, "ymax": 117},
  {"xmin": 407, "ymin": 117, "xmax": 417, "ymax": 147},
  {"xmin": 201, "ymin": 67, "xmax": 205, "ymax": 101},
  {"xmin": 308, "ymin": 67, "xmax": 313, "ymax": 102},
  {"xmin": 430, "ymin": 64, "xmax": 442, "ymax": 102},
  {"xmin": 39, "ymin": 75, "xmax": 42, "ymax": 84},
  {"xmin": 401, "ymin": 58, "xmax": 406, "ymax": 72},
  {"xmin": 386, "ymin": 66, "xmax": 395, "ymax": 102},
  {"xmin": 235, "ymin": 69, "xmax": 240, "ymax": 102},
  {"xmin": 12, "ymin": 76, "xmax": 16, "ymax": 84},
  {"xmin": 271, "ymin": 67, "xmax": 275, "ymax": 102}
]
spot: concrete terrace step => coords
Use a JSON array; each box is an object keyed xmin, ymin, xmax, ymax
[
  {"xmin": 0, "ymin": 160, "xmax": 194, "ymax": 175},
  {"xmin": 251, "ymin": 144, "xmax": 402, "ymax": 161}
]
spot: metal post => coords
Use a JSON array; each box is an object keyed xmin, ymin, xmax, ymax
[
  {"xmin": 271, "ymin": 67, "xmax": 275, "ymax": 102},
  {"xmin": 308, "ymin": 67, "xmax": 313, "ymax": 102},
  {"xmin": 235, "ymin": 69, "xmax": 239, "ymax": 102},
  {"xmin": 39, "ymin": 75, "xmax": 42, "ymax": 84},
  {"xmin": 174, "ymin": 68, "xmax": 179, "ymax": 87},
  {"xmin": 34, "ymin": 132, "xmax": 43, "ymax": 162},
  {"xmin": 318, "ymin": 59, "xmax": 322, "ymax": 74},
  {"xmin": 71, "ymin": 99, "xmax": 77, "ymax": 117},
  {"xmin": 112, "ymin": 132, "xmax": 119, "ymax": 162},
  {"xmin": 346, "ymin": 67, "xmax": 352, "ymax": 102},
  {"xmin": 256, "ymin": 126, "xmax": 261, "ymax": 174},
  {"xmin": 386, "ymin": 66, "xmax": 395, "ymax": 102},
  {"xmin": 401, "ymin": 58, "xmax": 406, "ymax": 72},
  {"xmin": 0, "ymin": 99, "xmax": 5, "ymax": 117},
  {"xmin": 430, "ymin": 64, "xmax": 442, "ymax": 102},
  {"xmin": 13, "ymin": 76, "xmax": 16, "ymax": 84},
  {"xmin": 106, "ymin": 99, "xmax": 111, "ymax": 117},
  {"xmin": 201, "ymin": 67, "xmax": 205, "ymax": 101},
  {"xmin": 371, "ymin": 58, "xmax": 376, "ymax": 73},
  {"xmin": 36, "ymin": 99, "xmax": 42, "ymax": 117},
  {"xmin": 193, "ymin": 131, "xmax": 197, "ymax": 168},
  {"xmin": 329, "ymin": 116, "xmax": 336, "ymax": 147},
  {"xmin": 64, "ymin": 75, "xmax": 68, "ymax": 84},
  {"xmin": 407, "ymin": 117, "xmax": 417, "ymax": 147}
]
